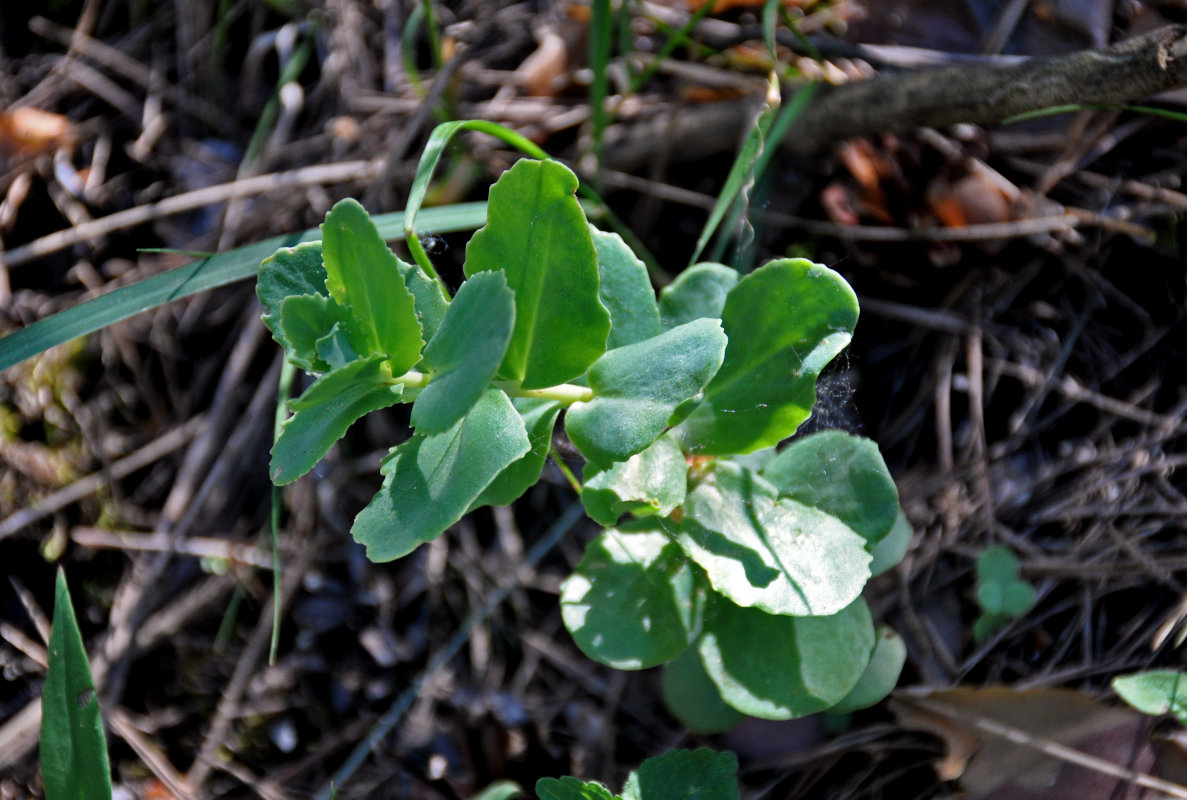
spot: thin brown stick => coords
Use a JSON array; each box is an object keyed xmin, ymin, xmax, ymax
[{"xmin": 0, "ymin": 159, "xmax": 383, "ymax": 269}]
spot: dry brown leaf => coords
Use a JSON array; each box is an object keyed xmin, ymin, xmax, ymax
[
  {"xmin": 517, "ymin": 27, "xmax": 570, "ymax": 97},
  {"xmin": 894, "ymin": 686, "xmax": 1165, "ymax": 800},
  {"xmin": 0, "ymin": 107, "xmax": 75, "ymax": 158},
  {"xmin": 925, "ymin": 173, "xmax": 1013, "ymax": 228}
]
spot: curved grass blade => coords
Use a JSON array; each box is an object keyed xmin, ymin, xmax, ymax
[
  {"xmin": 41, "ymin": 568, "xmax": 112, "ymax": 800},
  {"xmin": 0, "ymin": 203, "xmax": 488, "ymax": 375}
]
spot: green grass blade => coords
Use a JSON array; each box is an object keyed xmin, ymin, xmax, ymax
[
  {"xmin": 589, "ymin": 0, "xmax": 613, "ymax": 183},
  {"xmin": 0, "ymin": 203, "xmax": 488, "ymax": 375},
  {"xmin": 41, "ymin": 569, "xmax": 112, "ymax": 800}
]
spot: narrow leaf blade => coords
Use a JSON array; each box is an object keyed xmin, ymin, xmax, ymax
[{"xmin": 41, "ymin": 569, "xmax": 112, "ymax": 800}]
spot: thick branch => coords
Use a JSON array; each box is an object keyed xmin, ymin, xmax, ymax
[{"xmin": 604, "ymin": 26, "xmax": 1187, "ymax": 169}]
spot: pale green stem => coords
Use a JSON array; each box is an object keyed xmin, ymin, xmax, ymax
[{"xmin": 389, "ymin": 370, "xmax": 595, "ymax": 405}]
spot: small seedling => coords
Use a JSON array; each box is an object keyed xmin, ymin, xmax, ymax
[
  {"xmin": 258, "ymin": 120, "xmax": 911, "ymax": 732},
  {"xmin": 973, "ymin": 545, "xmax": 1037, "ymax": 642}
]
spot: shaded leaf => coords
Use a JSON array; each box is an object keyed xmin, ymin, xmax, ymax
[
  {"xmin": 271, "ymin": 356, "xmax": 403, "ymax": 484},
  {"xmin": 396, "ymin": 256, "xmax": 450, "ymax": 344},
  {"xmin": 869, "ymin": 509, "xmax": 912, "ymax": 577},
  {"xmin": 535, "ymin": 777, "xmax": 617, "ymax": 800},
  {"xmin": 352, "ymin": 389, "xmax": 530, "ymax": 561},
  {"xmin": 465, "ymin": 160, "xmax": 610, "ymax": 388},
  {"xmin": 566, "ymin": 319, "xmax": 726, "ymax": 465},
  {"xmin": 315, "ymin": 322, "xmax": 361, "ymax": 369},
  {"xmin": 41, "ymin": 569, "xmax": 112, "ymax": 800},
  {"xmin": 561, "ymin": 526, "xmax": 699, "ymax": 669},
  {"xmin": 581, "ymin": 434, "xmax": 687, "ymax": 527},
  {"xmin": 698, "ymin": 593, "xmax": 874, "ymax": 719},
  {"xmin": 258, "ymin": 241, "xmax": 328, "ymax": 336},
  {"xmin": 674, "ymin": 259, "xmax": 858, "ymax": 454},
  {"xmin": 662, "ymin": 646, "xmax": 746, "ymax": 735},
  {"xmin": 658, "ymin": 262, "xmax": 737, "ymax": 329},
  {"xmin": 829, "ymin": 625, "xmax": 906, "ymax": 714},
  {"xmin": 672, "ymin": 461, "xmax": 870, "ymax": 617},
  {"xmin": 591, "ymin": 227, "xmax": 661, "ymax": 349},
  {"xmin": 620, "ymin": 749, "xmax": 739, "ymax": 800},
  {"xmin": 470, "ymin": 398, "xmax": 562, "ymax": 509},
  {"xmin": 322, "ymin": 198, "xmax": 423, "ymax": 372},
  {"xmin": 411, "ymin": 271, "xmax": 515, "ymax": 434},
  {"xmin": 761, "ymin": 431, "xmax": 899, "ymax": 548},
  {"xmin": 279, "ymin": 293, "xmax": 369, "ymax": 371}
]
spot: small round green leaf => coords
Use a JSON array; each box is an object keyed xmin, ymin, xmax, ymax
[
  {"xmin": 698, "ymin": 593, "xmax": 875, "ymax": 720},
  {"xmin": 828, "ymin": 625, "xmax": 906, "ymax": 714},
  {"xmin": 581, "ymin": 434, "xmax": 688, "ymax": 527},
  {"xmin": 561, "ymin": 526, "xmax": 699, "ymax": 670},
  {"xmin": 977, "ymin": 545, "xmax": 1021, "ymax": 583},
  {"xmin": 761, "ymin": 431, "xmax": 899, "ymax": 548},
  {"xmin": 662, "ymin": 646, "xmax": 746, "ymax": 735},
  {"xmin": 1002, "ymin": 581, "xmax": 1037, "ymax": 618},
  {"xmin": 591, "ymin": 227, "xmax": 661, "ymax": 349},
  {"xmin": 674, "ymin": 259, "xmax": 858, "ymax": 455},
  {"xmin": 1113, "ymin": 671, "xmax": 1187, "ymax": 724},
  {"xmin": 869, "ymin": 509, "xmax": 912, "ymax": 577},
  {"xmin": 566, "ymin": 318, "xmax": 726, "ymax": 465},
  {"xmin": 976, "ymin": 581, "xmax": 1005, "ymax": 615},
  {"xmin": 672, "ymin": 461, "xmax": 870, "ymax": 617},
  {"xmin": 621, "ymin": 748, "xmax": 739, "ymax": 800},
  {"xmin": 658, "ymin": 262, "xmax": 738, "ymax": 329}
]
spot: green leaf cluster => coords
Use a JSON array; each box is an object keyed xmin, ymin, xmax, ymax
[
  {"xmin": 259, "ymin": 144, "xmax": 912, "ymax": 731},
  {"xmin": 537, "ymin": 749, "xmax": 738, "ymax": 800},
  {"xmin": 972, "ymin": 545, "xmax": 1037, "ymax": 642}
]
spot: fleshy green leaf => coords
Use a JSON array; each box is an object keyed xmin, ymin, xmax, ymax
[
  {"xmin": 322, "ymin": 198, "xmax": 424, "ymax": 372},
  {"xmin": 761, "ymin": 431, "xmax": 899, "ymax": 548},
  {"xmin": 565, "ymin": 319, "xmax": 726, "ymax": 465},
  {"xmin": 258, "ymin": 241, "xmax": 328, "ymax": 336},
  {"xmin": 869, "ymin": 510, "xmax": 912, "ymax": 577},
  {"xmin": 41, "ymin": 569, "xmax": 113, "ymax": 800},
  {"xmin": 315, "ymin": 322, "xmax": 361, "ymax": 369},
  {"xmin": 591, "ymin": 227, "xmax": 661, "ymax": 349},
  {"xmin": 671, "ymin": 461, "xmax": 870, "ymax": 617},
  {"xmin": 470, "ymin": 398, "xmax": 562, "ymax": 509},
  {"xmin": 1002, "ymin": 582, "xmax": 1038, "ymax": 617},
  {"xmin": 977, "ymin": 545, "xmax": 1021, "ymax": 583},
  {"xmin": 620, "ymin": 749, "xmax": 739, "ymax": 800},
  {"xmin": 698, "ymin": 593, "xmax": 874, "ymax": 720},
  {"xmin": 1113, "ymin": 671, "xmax": 1187, "ymax": 725},
  {"xmin": 662, "ymin": 646, "xmax": 746, "ymax": 735},
  {"xmin": 561, "ymin": 526, "xmax": 699, "ymax": 670},
  {"xmin": 271, "ymin": 356, "xmax": 403, "ymax": 484},
  {"xmin": 465, "ymin": 160, "xmax": 610, "ymax": 388},
  {"xmin": 535, "ymin": 777, "xmax": 617, "ymax": 800},
  {"xmin": 411, "ymin": 272, "xmax": 515, "ymax": 434},
  {"xmin": 658, "ymin": 263, "xmax": 737, "ymax": 329},
  {"xmin": 582, "ymin": 434, "xmax": 687, "ymax": 527},
  {"xmin": 396, "ymin": 256, "xmax": 450, "ymax": 344},
  {"xmin": 279, "ymin": 293, "xmax": 369, "ymax": 371},
  {"xmin": 352, "ymin": 389, "xmax": 531, "ymax": 561},
  {"xmin": 829, "ymin": 626, "xmax": 906, "ymax": 714},
  {"xmin": 674, "ymin": 259, "xmax": 858, "ymax": 454}
]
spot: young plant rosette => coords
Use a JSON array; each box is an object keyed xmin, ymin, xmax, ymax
[{"xmin": 257, "ymin": 154, "xmax": 910, "ymax": 731}]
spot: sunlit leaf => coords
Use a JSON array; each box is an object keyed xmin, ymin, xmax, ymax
[
  {"xmin": 470, "ymin": 398, "xmax": 562, "ymax": 509},
  {"xmin": 1113, "ymin": 671, "xmax": 1187, "ymax": 725},
  {"xmin": 258, "ymin": 241, "xmax": 328, "ymax": 335},
  {"xmin": 561, "ymin": 525, "xmax": 699, "ymax": 669},
  {"xmin": 671, "ymin": 461, "xmax": 870, "ymax": 617},
  {"xmin": 322, "ymin": 198, "xmax": 423, "ymax": 372},
  {"xmin": 352, "ymin": 389, "xmax": 530, "ymax": 561},
  {"xmin": 674, "ymin": 259, "xmax": 858, "ymax": 454},
  {"xmin": 566, "ymin": 318, "xmax": 726, "ymax": 465},
  {"xmin": 465, "ymin": 160, "xmax": 610, "ymax": 388},
  {"xmin": 581, "ymin": 434, "xmax": 687, "ymax": 527},
  {"xmin": 762, "ymin": 431, "xmax": 899, "ymax": 548}
]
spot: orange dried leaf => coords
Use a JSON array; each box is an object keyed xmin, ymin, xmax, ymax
[{"xmin": 0, "ymin": 107, "xmax": 75, "ymax": 158}]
